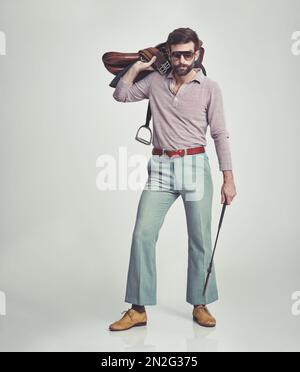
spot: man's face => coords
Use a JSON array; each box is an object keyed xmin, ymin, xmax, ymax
[{"xmin": 168, "ymin": 41, "xmax": 200, "ymax": 76}]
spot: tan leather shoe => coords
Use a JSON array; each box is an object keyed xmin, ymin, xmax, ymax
[
  {"xmin": 109, "ymin": 308, "xmax": 147, "ymax": 331},
  {"xmin": 193, "ymin": 305, "xmax": 216, "ymax": 327}
]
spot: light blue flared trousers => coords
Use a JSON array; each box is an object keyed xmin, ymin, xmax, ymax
[{"xmin": 124, "ymin": 151, "xmax": 218, "ymax": 306}]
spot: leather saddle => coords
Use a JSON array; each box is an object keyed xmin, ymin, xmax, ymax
[{"xmin": 102, "ymin": 41, "xmax": 207, "ymax": 145}]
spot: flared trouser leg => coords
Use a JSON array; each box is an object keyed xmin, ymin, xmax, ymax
[
  {"xmin": 181, "ymin": 155, "xmax": 218, "ymax": 305},
  {"xmin": 125, "ymin": 188, "xmax": 180, "ymax": 305}
]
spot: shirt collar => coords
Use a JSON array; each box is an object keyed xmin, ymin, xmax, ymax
[{"xmin": 166, "ymin": 67, "xmax": 204, "ymax": 83}]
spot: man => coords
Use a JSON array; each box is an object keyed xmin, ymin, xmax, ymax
[{"xmin": 109, "ymin": 28, "xmax": 237, "ymax": 331}]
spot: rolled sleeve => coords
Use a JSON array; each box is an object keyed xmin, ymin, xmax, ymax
[
  {"xmin": 207, "ymin": 81, "xmax": 233, "ymax": 171},
  {"xmin": 113, "ymin": 72, "xmax": 153, "ymax": 102}
]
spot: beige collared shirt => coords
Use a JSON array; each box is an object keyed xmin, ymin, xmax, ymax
[{"xmin": 113, "ymin": 67, "xmax": 233, "ymax": 171}]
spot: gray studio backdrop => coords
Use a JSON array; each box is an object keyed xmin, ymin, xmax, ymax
[{"xmin": 0, "ymin": 0, "xmax": 299, "ymax": 352}]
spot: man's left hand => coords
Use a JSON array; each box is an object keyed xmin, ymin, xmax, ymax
[{"xmin": 221, "ymin": 179, "xmax": 237, "ymax": 205}]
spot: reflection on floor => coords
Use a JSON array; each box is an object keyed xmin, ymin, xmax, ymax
[{"xmin": 0, "ymin": 297, "xmax": 299, "ymax": 352}]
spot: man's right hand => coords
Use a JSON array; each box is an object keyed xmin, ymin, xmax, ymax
[
  {"xmin": 133, "ymin": 56, "xmax": 157, "ymax": 73},
  {"xmin": 120, "ymin": 56, "xmax": 157, "ymax": 86}
]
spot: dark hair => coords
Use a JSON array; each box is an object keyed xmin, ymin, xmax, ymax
[{"xmin": 166, "ymin": 27, "xmax": 203, "ymax": 52}]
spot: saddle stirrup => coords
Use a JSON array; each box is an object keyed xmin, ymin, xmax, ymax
[{"xmin": 135, "ymin": 101, "xmax": 152, "ymax": 145}]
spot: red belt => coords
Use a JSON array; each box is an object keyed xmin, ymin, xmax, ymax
[{"xmin": 152, "ymin": 146, "xmax": 205, "ymax": 158}]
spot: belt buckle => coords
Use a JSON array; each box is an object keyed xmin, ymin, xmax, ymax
[
  {"xmin": 164, "ymin": 148, "xmax": 186, "ymax": 157},
  {"xmin": 178, "ymin": 149, "xmax": 186, "ymax": 157}
]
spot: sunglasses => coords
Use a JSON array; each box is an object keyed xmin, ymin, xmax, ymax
[{"xmin": 170, "ymin": 51, "xmax": 195, "ymax": 61}]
